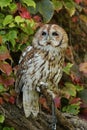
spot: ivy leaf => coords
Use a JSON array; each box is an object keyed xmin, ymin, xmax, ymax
[
  {"xmin": 2, "ymin": 93, "xmax": 10, "ymax": 102},
  {"xmin": 0, "ymin": 97, "xmax": 3, "ymax": 105},
  {"xmin": 9, "ymin": 96, "xmax": 15, "ymax": 104},
  {"xmin": 0, "ymin": 84, "xmax": 6, "ymax": 93},
  {"xmin": 52, "ymin": 0, "xmax": 63, "ymax": 12},
  {"xmin": 79, "ymin": 62, "xmax": 87, "ymax": 74},
  {"xmin": 3, "ymin": 127, "xmax": 14, "ymax": 130},
  {"xmin": 21, "ymin": 20, "xmax": 34, "ymax": 35},
  {"xmin": 0, "ymin": 114, "xmax": 5, "ymax": 123},
  {"xmin": 54, "ymin": 97, "xmax": 61, "ymax": 108},
  {"xmin": 62, "ymin": 103, "xmax": 80, "ymax": 115},
  {"xmin": 63, "ymin": 63, "xmax": 73, "ymax": 75},
  {"xmin": 15, "ymin": 16, "xmax": 25, "ymax": 25},
  {"xmin": 22, "ymin": 0, "xmax": 36, "ymax": 8},
  {"xmin": 63, "ymin": 82, "xmax": 76, "ymax": 97},
  {"xmin": 37, "ymin": 0, "xmax": 54, "ymax": 23},
  {"xmin": 78, "ymin": 89, "xmax": 87, "ymax": 104},
  {"xmin": 9, "ymin": 3, "xmax": 17, "ymax": 13},
  {"xmin": 0, "ymin": 76, "xmax": 15, "ymax": 87},
  {"xmin": 63, "ymin": 0, "xmax": 76, "ymax": 16},
  {"xmin": 79, "ymin": 15, "xmax": 87, "ymax": 24},
  {"xmin": 75, "ymin": 85, "xmax": 83, "ymax": 91},
  {"xmin": 6, "ymin": 30, "xmax": 18, "ymax": 47},
  {"xmin": 0, "ymin": 13, "xmax": 5, "ymax": 25},
  {"xmin": 39, "ymin": 97, "xmax": 50, "ymax": 111},
  {"xmin": 17, "ymin": 3, "xmax": 31, "ymax": 19},
  {"xmin": 0, "ymin": 35, "xmax": 2, "ymax": 44},
  {"xmin": 0, "ymin": 46, "xmax": 11, "ymax": 60},
  {"xmin": 0, "ymin": 0, "xmax": 12, "ymax": 8},
  {"xmin": 70, "ymin": 97, "xmax": 81, "ymax": 104},
  {"xmin": 74, "ymin": 0, "xmax": 82, "ymax": 4},
  {"xmin": 3, "ymin": 15, "xmax": 13, "ymax": 26},
  {"xmin": 0, "ymin": 61, "xmax": 12, "ymax": 76}
]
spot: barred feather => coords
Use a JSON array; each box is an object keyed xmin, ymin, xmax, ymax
[{"xmin": 15, "ymin": 24, "xmax": 68, "ymax": 117}]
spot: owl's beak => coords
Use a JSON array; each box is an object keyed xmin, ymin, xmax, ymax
[
  {"xmin": 47, "ymin": 36, "xmax": 50, "ymax": 41},
  {"xmin": 47, "ymin": 36, "xmax": 51, "ymax": 45}
]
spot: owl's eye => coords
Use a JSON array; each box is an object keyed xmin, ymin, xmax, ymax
[
  {"xmin": 42, "ymin": 31, "xmax": 47, "ymax": 36},
  {"xmin": 52, "ymin": 32, "xmax": 59, "ymax": 36}
]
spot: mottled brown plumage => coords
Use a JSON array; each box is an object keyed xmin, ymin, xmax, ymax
[{"xmin": 15, "ymin": 24, "xmax": 68, "ymax": 117}]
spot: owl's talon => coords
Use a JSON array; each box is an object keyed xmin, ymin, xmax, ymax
[
  {"xmin": 36, "ymin": 82, "xmax": 48, "ymax": 92},
  {"xmin": 40, "ymin": 82, "xmax": 48, "ymax": 88}
]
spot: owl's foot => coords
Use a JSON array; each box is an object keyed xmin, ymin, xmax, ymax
[{"xmin": 36, "ymin": 82, "xmax": 48, "ymax": 92}]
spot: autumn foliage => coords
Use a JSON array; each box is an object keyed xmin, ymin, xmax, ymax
[{"xmin": 0, "ymin": 0, "xmax": 87, "ymax": 126}]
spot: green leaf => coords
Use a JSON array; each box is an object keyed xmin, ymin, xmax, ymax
[
  {"xmin": 63, "ymin": 0, "xmax": 76, "ymax": 16},
  {"xmin": 21, "ymin": 19, "xmax": 35, "ymax": 35},
  {"xmin": 0, "ymin": 115, "xmax": 5, "ymax": 123},
  {"xmin": 63, "ymin": 82, "xmax": 76, "ymax": 97},
  {"xmin": 80, "ymin": 15, "xmax": 87, "ymax": 24},
  {"xmin": 3, "ymin": 15, "xmax": 13, "ymax": 26},
  {"xmin": 63, "ymin": 63, "xmax": 73, "ymax": 75},
  {"xmin": 75, "ymin": 85, "xmax": 83, "ymax": 91},
  {"xmin": 0, "ymin": 84, "xmax": 6, "ymax": 93},
  {"xmin": 9, "ymin": 3, "xmax": 17, "ymax": 13},
  {"xmin": 62, "ymin": 103, "xmax": 80, "ymax": 115},
  {"xmin": 15, "ymin": 16, "xmax": 25, "ymax": 24},
  {"xmin": 0, "ymin": 13, "xmax": 5, "ymax": 24},
  {"xmin": 3, "ymin": 127, "xmax": 11, "ymax": 130},
  {"xmin": 37, "ymin": 0, "xmax": 54, "ymax": 23},
  {"xmin": 52, "ymin": 0, "xmax": 63, "ymax": 11},
  {"xmin": 0, "ymin": 125, "xmax": 3, "ymax": 130},
  {"xmin": 22, "ymin": 0, "xmax": 36, "ymax": 8},
  {"xmin": 9, "ymin": 22, "xmax": 16, "ymax": 28},
  {"xmin": 0, "ymin": 0, "xmax": 12, "ymax": 8},
  {"xmin": 10, "ymin": 127, "xmax": 15, "ymax": 130},
  {"xmin": 78, "ymin": 89, "xmax": 87, "ymax": 104},
  {"xmin": 28, "ymin": 6, "xmax": 38, "ymax": 14},
  {"xmin": 6, "ymin": 30, "xmax": 18, "ymax": 47}
]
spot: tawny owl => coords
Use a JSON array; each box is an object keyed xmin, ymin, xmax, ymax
[{"xmin": 15, "ymin": 24, "xmax": 68, "ymax": 117}]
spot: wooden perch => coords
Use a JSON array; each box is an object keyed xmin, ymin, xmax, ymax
[{"xmin": 0, "ymin": 89, "xmax": 87, "ymax": 130}]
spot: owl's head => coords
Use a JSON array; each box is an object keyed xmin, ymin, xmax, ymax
[{"xmin": 32, "ymin": 24, "xmax": 68, "ymax": 52}]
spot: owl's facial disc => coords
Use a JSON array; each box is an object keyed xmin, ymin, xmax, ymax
[
  {"xmin": 38, "ymin": 25, "xmax": 63, "ymax": 47},
  {"xmin": 32, "ymin": 24, "xmax": 68, "ymax": 50}
]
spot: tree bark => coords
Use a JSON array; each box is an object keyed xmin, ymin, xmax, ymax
[{"xmin": 0, "ymin": 99, "xmax": 87, "ymax": 130}]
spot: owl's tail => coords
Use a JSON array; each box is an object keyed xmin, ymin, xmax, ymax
[{"xmin": 22, "ymin": 85, "xmax": 39, "ymax": 117}]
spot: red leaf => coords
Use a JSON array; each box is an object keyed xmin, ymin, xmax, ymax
[
  {"xmin": 39, "ymin": 97, "xmax": 50, "ymax": 111},
  {"xmin": 70, "ymin": 97, "xmax": 81, "ymax": 104},
  {"xmin": 0, "ymin": 76, "xmax": 15, "ymax": 87},
  {"xmin": 10, "ymin": 89, "xmax": 17, "ymax": 97},
  {"xmin": 33, "ymin": 15, "xmax": 41, "ymax": 22},
  {"xmin": 3, "ymin": 93, "xmax": 10, "ymax": 102},
  {"xmin": 9, "ymin": 96, "xmax": 15, "ymax": 104},
  {"xmin": 0, "ymin": 97, "xmax": 3, "ymax": 104},
  {"xmin": 83, "ymin": 0, "xmax": 87, "ymax": 6},
  {"xmin": 79, "ymin": 62, "xmax": 87, "ymax": 74},
  {"xmin": 17, "ymin": 3, "xmax": 31, "ymax": 19},
  {"xmin": 72, "ymin": 16, "xmax": 78, "ymax": 23},
  {"xmin": 79, "ymin": 109, "xmax": 87, "ymax": 120},
  {"xmin": 70, "ymin": 72, "xmax": 82, "ymax": 84},
  {"xmin": 0, "ymin": 47, "xmax": 11, "ymax": 61},
  {"xmin": 80, "ymin": 101, "xmax": 87, "ymax": 109},
  {"xmin": 74, "ymin": 0, "xmax": 82, "ymax": 4},
  {"xmin": 54, "ymin": 97, "xmax": 61, "ymax": 108},
  {"xmin": 0, "ymin": 61, "xmax": 12, "ymax": 76}
]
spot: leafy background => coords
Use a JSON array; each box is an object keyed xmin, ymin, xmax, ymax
[{"xmin": 0, "ymin": 0, "xmax": 87, "ymax": 129}]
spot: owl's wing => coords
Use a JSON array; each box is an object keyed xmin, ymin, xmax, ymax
[
  {"xmin": 15, "ymin": 46, "xmax": 39, "ymax": 117},
  {"xmin": 15, "ymin": 46, "xmax": 34, "ymax": 94}
]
